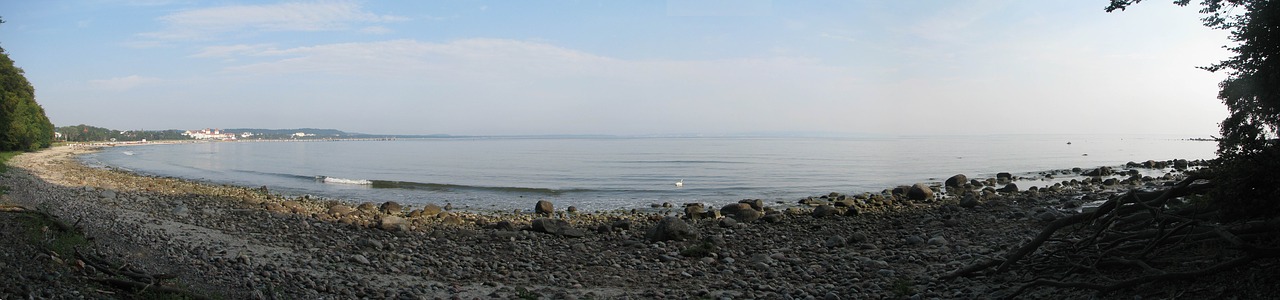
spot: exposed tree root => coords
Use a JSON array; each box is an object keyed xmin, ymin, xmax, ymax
[
  {"xmin": 3, "ymin": 204, "xmax": 207, "ymax": 299},
  {"xmin": 943, "ymin": 174, "xmax": 1280, "ymax": 298}
]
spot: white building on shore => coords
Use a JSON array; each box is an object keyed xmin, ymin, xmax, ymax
[{"xmin": 183, "ymin": 128, "xmax": 237, "ymax": 140}]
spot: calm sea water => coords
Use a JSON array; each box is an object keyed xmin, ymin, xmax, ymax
[{"xmin": 81, "ymin": 135, "xmax": 1216, "ymax": 212}]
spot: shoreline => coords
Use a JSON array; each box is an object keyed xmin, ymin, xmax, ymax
[
  {"xmin": 0, "ymin": 145, "xmax": 1258, "ymax": 299},
  {"xmin": 70, "ymin": 139, "xmax": 1215, "ymax": 214}
]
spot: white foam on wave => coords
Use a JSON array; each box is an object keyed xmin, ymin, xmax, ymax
[
  {"xmin": 321, "ymin": 176, "xmax": 373, "ymax": 185},
  {"xmin": 121, "ymin": 151, "xmax": 135, "ymax": 156}
]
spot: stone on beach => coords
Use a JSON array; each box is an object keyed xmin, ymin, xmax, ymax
[
  {"xmin": 378, "ymin": 215, "xmax": 408, "ymax": 231},
  {"xmin": 356, "ymin": 202, "xmax": 377, "ymax": 213},
  {"xmin": 683, "ymin": 203, "xmax": 706, "ymax": 220},
  {"xmin": 906, "ymin": 183, "xmax": 934, "ymax": 201},
  {"xmin": 328, "ymin": 204, "xmax": 354, "ymax": 216},
  {"xmin": 420, "ymin": 203, "xmax": 443, "ymax": 216},
  {"xmin": 531, "ymin": 218, "xmax": 584, "ymax": 238},
  {"xmin": 535, "ymin": 200, "xmax": 554, "ymax": 215},
  {"xmin": 721, "ymin": 203, "xmax": 761, "ymax": 223},
  {"xmin": 812, "ymin": 205, "xmax": 840, "ymax": 218},
  {"xmin": 379, "ymin": 201, "xmax": 402, "ymax": 215},
  {"xmin": 945, "ymin": 174, "xmax": 968, "ymax": 189},
  {"xmin": 647, "ymin": 216, "xmax": 698, "ymax": 242}
]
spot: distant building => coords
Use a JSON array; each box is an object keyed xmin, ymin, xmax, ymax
[
  {"xmin": 293, "ymin": 132, "xmax": 315, "ymax": 138},
  {"xmin": 183, "ymin": 128, "xmax": 237, "ymax": 140}
]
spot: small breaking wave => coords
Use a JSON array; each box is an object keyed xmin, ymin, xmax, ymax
[
  {"xmin": 368, "ymin": 180, "xmax": 589, "ymax": 196},
  {"xmin": 317, "ymin": 176, "xmax": 373, "ymax": 185}
]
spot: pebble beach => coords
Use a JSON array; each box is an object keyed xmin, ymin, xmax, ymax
[{"xmin": 1, "ymin": 144, "xmax": 1272, "ymax": 299}]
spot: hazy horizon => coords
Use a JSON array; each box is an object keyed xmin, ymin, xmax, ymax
[{"xmin": 2, "ymin": 1, "xmax": 1231, "ymax": 137}]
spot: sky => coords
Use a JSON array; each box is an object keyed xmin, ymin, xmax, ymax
[{"xmin": 0, "ymin": 0, "xmax": 1233, "ymax": 136}]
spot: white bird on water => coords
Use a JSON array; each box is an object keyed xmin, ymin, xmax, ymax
[{"xmin": 675, "ymin": 179, "xmax": 684, "ymax": 187}]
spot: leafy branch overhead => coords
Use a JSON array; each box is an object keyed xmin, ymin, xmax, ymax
[{"xmin": 0, "ymin": 17, "xmax": 56, "ymax": 152}]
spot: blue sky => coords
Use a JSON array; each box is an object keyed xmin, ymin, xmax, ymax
[{"xmin": 0, "ymin": 0, "xmax": 1231, "ymax": 136}]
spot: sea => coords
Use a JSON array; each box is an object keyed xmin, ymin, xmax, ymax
[{"xmin": 79, "ymin": 134, "xmax": 1217, "ymax": 212}]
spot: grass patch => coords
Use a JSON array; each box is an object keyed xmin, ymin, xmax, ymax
[
  {"xmin": 0, "ymin": 150, "xmax": 21, "ymax": 173},
  {"xmin": 15, "ymin": 212, "xmax": 90, "ymax": 257}
]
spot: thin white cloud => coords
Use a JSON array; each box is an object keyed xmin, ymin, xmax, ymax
[
  {"xmin": 359, "ymin": 26, "xmax": 392, "ymax": 35},
  {"xmin": 141, "ymin": 1, "xmax": 406, "ymax": 40},
  {"xmin": 191, "ymin": 44, "xmax": 274, "ymax": 58},
  {"xmin": 88, "ymin": 75, "xmax": 161, "ymax": 91}
]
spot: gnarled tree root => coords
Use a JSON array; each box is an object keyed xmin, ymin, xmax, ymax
[{"xmin": 944, "ymin": 174, "xmax": 1280, "ymax": 297}]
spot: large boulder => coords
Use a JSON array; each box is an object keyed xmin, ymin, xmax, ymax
[
  {"xmin": 420, "ymin": 203, "xmax": 443, "ymax": 216},
  {"xmin": 721, "ymin": 203, "xmax": 761, "ymax": 223},
  {"xmin": 379, "ymin": 201, "xmax": 403, "ymax": 215},
  {"xmin": 378, "ymin": 216, "xmax": 408, "ymax": 231},
  {"xmin": 327, "ymin": 204, "xmax": 354, "ymax": 216},
  {"xmin": 684, "ymin": 203, "xmax": 706, "ymax": 220},
  {"xmin": 812, "ymin": 205, "xmax": 840, "ymax": 218},
  {"xmin": 356, "ymin": 202, "xmax": 378, "ymax": 213},
  {"xmin": 739, "ymin": 199, "xmax": 765, "ymax": 211},
  {"xmin": 945, "ymin": 174, "xmax": 968, "ymax": 189},
  {"xmin": 997, "ymin": 183, "xmax": 1019, "ymax": 193},
  {"xmin": 996, "ymin": 172, "xmax": 1013, "ymax": 182},
  {"xmin": 906, "ymin": 183, "xmax": 934, "ymax": 201},
  {"xmin": 531, "ymin": 218, "xmax": 584, "ymax": 238},
  {"xmin": 534, "ymin": 200, "xmax": 554, "ymax": 215},
  {"xmin": 647, "ymin": 217, "xmax": 699, "ymax": 242}
]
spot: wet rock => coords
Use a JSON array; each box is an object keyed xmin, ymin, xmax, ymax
[
  {"xmin": 799, "ymin": 197, "xmax": 828, "ymax": 207},
  {"xmin": 379, "ymin": 201, "xmax": 403, "ymax": 215},
  {"xmin": 997, "ymin": 172, "xmax": 1013, "ymax": 182},
  {"xmin": 739, "ymin": 199, "xmax": 764, "ymax": 211},
  {"xmin": 683, "ymin": 203, "xmax": 706, "ymax": 220},
  {"xmin": 531, "ymin": 218, "xmax": 584, "ymax": 238},
  {"xmin": 832, "ymin": 198, "xmax": 857, "ymax": 207},
  {"xmin": 721, "ymin": 203, "xmax": 761, "ymax": 223},
  {"xmin": 356, "ymin": 202, "xmax": 377, "ymax": 213},
  {"xmin": 997, "ymin": 183, "xmax": 1018, "ymax": 193},
  {"xmin": 945, "ymin": 174, "xmax": 968, "ymax": 189},
  {"xmin": 535, "ymin": 200, "xmax": 554, "ymax": 215},
  {"xmin": 611, "ymin": 219, "xmax": 633, "ymax": 231},
  {"xmin": 812, "ymin": 205, "xmax": 839, "ymax": 218},
  {"xmin": 1083, "ymin": 166, "xmax": 1114, "ymax": 177},
  {"xmin": 927, "ymin": 236, "xmax": 948, "ymax": 246},
  {"xmin": 647, "ymin": 217, "xmax": 698, "ymax": 242},
  {"xmin": 906, "ymin": 183, "xmax": 934, "ymax": 201}
]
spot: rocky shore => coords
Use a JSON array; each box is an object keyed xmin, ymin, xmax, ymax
[{"xmin": 1, "ymin": 145, "xmax": 1271, "ymax": 299}]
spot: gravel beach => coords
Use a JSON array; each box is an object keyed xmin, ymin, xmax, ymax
[{"xmin": 1, "ymin": 144, "xmax": 1273, "ymax": 299}]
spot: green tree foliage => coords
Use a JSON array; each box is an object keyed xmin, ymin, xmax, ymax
[
  {"xmin": 1108, "ymin": 0, "xmax": 1279, "ymax": 219},
  {"xmin": 0, "ymin": 20, "xmax": 55, "ymax": 152},
  {"xmin": 54, "ymin": 125, "xmax": 191, "ymax": 142}
]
